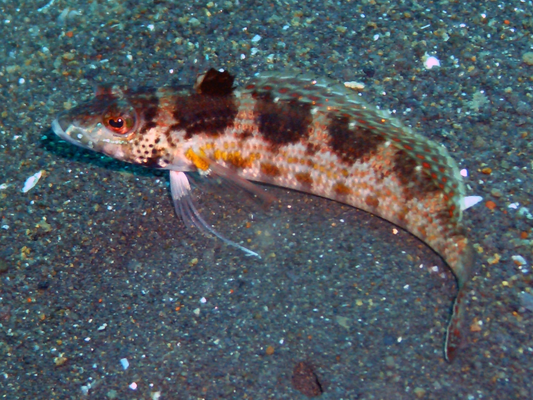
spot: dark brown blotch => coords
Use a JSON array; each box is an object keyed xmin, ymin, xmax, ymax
[
  {"xmin": 170, "ymin": 92, "xmax": 238, "ymax": 139},
  {"xmin": 392, "ymin": 149, "xmax": 438, "ymax": 200},
  {"xmin": 253, "ymin": 91, "xmax": 312, "ymax": 149},
  {"xmin": 327, "ymin": 113, "xmax": 384, "ymax": 165}
]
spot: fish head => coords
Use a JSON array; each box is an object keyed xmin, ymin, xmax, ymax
[{"xmin": 52, "ymin": 92, "xmax": 140, "ymax": 163}]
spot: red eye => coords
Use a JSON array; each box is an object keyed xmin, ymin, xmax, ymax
[{"xmin": 103, "ymin": 104, "xmax": 137, "ymax": 135}]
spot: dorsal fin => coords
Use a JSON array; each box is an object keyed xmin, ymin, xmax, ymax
[{"xmin": 194, "ymin": 68, "xmax": 235, "ymax": 96}]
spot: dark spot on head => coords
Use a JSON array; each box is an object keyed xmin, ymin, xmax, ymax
[
  {"xmin": 141, "ymin": 156, "xmax": 163, "ymax": 169},
  {"xmin": 253, "ymin": 91, "xmax": 312, "ymax": 149},
  {"xmin": 327, "ymin": 114, "xmax": 385, "ymax": 164},
  {"xmin": 127, "ymin": 87, "xmax": 159, "ymax": 135}
]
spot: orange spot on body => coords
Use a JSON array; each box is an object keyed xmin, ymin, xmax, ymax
[
  {"xmin": 365, "ymin": 194, "xmax": 380, "ymax": 208},
  {"xmin": 295, "ymin": 172, "xmax": 313, "ymax": 187},
  {"xmin": 333, "ymin": 182, "xmax": 352, "ymax": 196},
  {"xmin": 260, "ymin": 162, "xmax": 281, "ymax": 177}
]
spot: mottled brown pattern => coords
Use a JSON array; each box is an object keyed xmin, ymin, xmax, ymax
[
  {"xmin": 327, "ymin": 113, "xmax": 385, "ymax": 165},
  {"xmin": 127, "ymin": 87, "xmax": 159, "ymax": 135},
  {"xmin": 52, "ymin": 69, "xmax": 475, "ymax": 362},
  {"xmin": 253, "ymin": 91, "xmax": 312, "ymax": 149},
  {"xmin": 392, "ymin": 149, "xmax": 438, "ymax": 200}
]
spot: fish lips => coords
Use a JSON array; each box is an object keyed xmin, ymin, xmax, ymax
[{"xmin": 52, "ymin": 115, "xmax": 92, "ymax": 150}]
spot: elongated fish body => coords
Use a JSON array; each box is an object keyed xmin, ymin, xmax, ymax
[{"xmin": 52, "ymin": 69, "xmax": 474, "ymax": 361}]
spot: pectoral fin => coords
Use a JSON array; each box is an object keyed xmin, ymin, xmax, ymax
[{"xmin": 169, "ymin": 170, "xmax": 260, "ymax": 258}]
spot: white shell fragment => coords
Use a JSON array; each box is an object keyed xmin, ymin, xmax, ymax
[
  {"xmin": 422, "ymin": 53, "xmax": 440, "ymax": 69},
  {"xmin": 344, "ymin": 81, "xmax": 365, "ymax": 91},
  {"xmin": 461, "ymin": 196, "xmax": 483, "ymax": 211},
  {"xmin": 22, "ymin": 171, "xmax": 43, "ymax": 193},
  {"xmin": 120, "ymin": 358, "xmax": 130, "ymax": 370},
  {"xmin": 512, "ymin": 255, "xmax": 527, "ymax": 266}
]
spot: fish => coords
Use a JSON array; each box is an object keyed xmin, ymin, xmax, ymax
[{"xmin": 52, "ymin": 68, "xmax": 476, "ymax": 361}]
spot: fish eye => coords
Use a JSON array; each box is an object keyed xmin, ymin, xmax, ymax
[{"xmin": 103, "ymin": 104, "xmax": 137, "ymax": 135}]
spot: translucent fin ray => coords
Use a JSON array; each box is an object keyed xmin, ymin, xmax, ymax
[{"xmin": 169, "ymin": 170, "xmax": 260, "ymax": 258}]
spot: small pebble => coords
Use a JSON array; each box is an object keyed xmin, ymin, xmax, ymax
[
  {"xmin": 519, "ymin": 291, "xmax": 533, "ymax": 312},
  {"xmin": 522, "ymin": 52, "xmax": 533, "ymax": 65},
  {"xmin": 414, "ymin": 387, "xmax": 426, "ymax": 398},
  {"xmin": 490, "ymin": 188, "xmax": 502, "ymax": 198}
]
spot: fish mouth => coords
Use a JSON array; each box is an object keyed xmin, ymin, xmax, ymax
[
  {"xmin": 52, "ymin": 115, "xmax": 85, "ymax": 147},
  {"xmin": 52, "ymin": 115, "xmax": 69, "ymax": 139}
]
